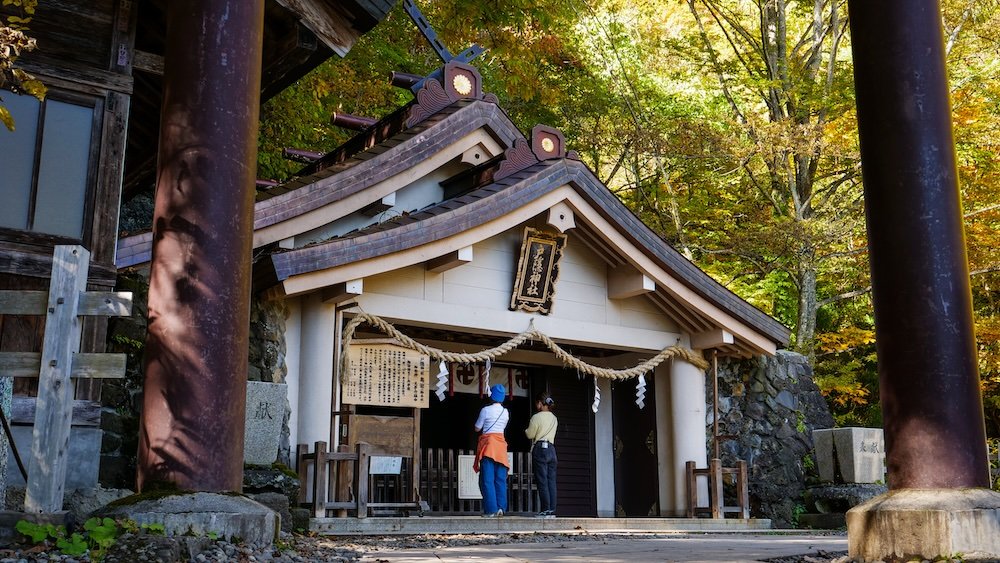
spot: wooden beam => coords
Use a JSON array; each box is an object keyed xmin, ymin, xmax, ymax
[
  {"xmin": 359, "ymin": 192, "xmax": 396, "ymax": 217},
  {"xmin": 0, "ymin": 352, "xmax": 127, "ymax": 379},
  {"xmin": 321, "ymin": 279, "xmax": 363, "ymax": 304},
  {"xmin": 460, "ymin": 143, "xmax": 494, "ymax": 165},
  {"xmin": 690, "ymin": 329, "xmax": 735, "ymax": 350},
  {"xmin": 0, "ymin": 291, "xmax": 132, "ymax": 316},
  {"xmin": 133, "ymin": 50, "xmax": 165, "ymax": 75},
  {"xmin": 11, "ymin": 398, "xmax": 101, "ymax": 427},
  {"xmin": 426, "ymin": 246, "xmax": 473, "ymax": 273},
  {"xmin": 608, "ymin": 270, "xmax": 655, "ymax": 299}
]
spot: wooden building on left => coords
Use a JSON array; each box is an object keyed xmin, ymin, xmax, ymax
[{"xmin": 0, "ymin": 0, "xmax": 394, "ymax": 488}]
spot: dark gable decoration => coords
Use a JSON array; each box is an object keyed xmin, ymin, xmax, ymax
[
  {"xmin": 495, "ymin": 124, "xmax": 580, "ymax": 181},
  {"xmin": 407, "ymin": 61, "xmax": 499, "ymax": 127},
  {"xmin": 510, "ymin": 227, "xmax": 568, "ymax": 315}
]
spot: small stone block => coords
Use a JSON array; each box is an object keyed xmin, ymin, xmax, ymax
[
  {"xmin": 244, "ymin": 381, "xmax": 287, "ymax": 465},
  {"xmin": 813, "ymin": 427, "xmax": 885, "ymax": 484}
]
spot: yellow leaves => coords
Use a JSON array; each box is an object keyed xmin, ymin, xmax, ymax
[
  {"xmin": 19, "ymin": 78, "xmax": 44, "ymax": 99},
  {"xmin": 818, "ymin": 379, "xmax": 870, "ymax": 409},
  {"xmin": 817, "ymin": 327, "xmax": 876, "ymax": 354},
  {"xmin": 0, "ymin": 104, "xmax": 13, "ymax": 131}
]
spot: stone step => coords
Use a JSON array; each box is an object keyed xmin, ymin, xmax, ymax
[{"xmin": 311, "ymin": 516, "xmax": 773, "ymax": 535}]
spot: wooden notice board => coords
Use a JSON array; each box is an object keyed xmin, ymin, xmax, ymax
[{"xmin": 344, "ymin": 340, "xmax": 430, "ymax": 407}]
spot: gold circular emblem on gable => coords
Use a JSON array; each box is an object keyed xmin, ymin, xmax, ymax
[
  {"xmin": 453, "ymin": 74, "xmax": 473, "ymax": 96},
  {"xmin": 541, "ymin": 137, "xmax": 556, "ymax": 153}
]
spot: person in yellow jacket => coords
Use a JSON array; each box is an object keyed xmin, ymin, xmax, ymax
[
  {"xmin": 525, "ymin": 392, "xmax": 558, "ymax": 518},
  {"xmin": 473, "ymin": 384, "xmax": 509, "ymax": 517}
]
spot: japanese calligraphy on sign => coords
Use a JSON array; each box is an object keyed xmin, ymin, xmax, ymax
[
  {"xmin": 510, "ymin": 227, "xmax": 567, "ymax": 315},
  {"xmin": 344, "ymin": 340, "xmax": 430, "ymax": 407}
]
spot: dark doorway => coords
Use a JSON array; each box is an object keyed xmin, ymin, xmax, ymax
[
  {"xmin": 611, "ymin": 376, "xmax": 658, "ymax": 516},
  {"xmin": 534, "ymin": 367, "xmax": 597, "ymax": 517}
]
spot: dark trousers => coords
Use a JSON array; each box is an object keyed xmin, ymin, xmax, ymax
[{"xmin": 532, "ymin": 441, "xmax": 557, "ymax": 512}]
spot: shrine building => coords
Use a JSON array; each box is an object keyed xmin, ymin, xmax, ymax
[{"xmin": 117, "ymin": 63, "xmax": 790, "ymax": 517}]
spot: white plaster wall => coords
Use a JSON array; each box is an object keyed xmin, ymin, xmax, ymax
[
  {"xmin": 296, "ymin": 162, "xmax": 467, "ymax": 246},
  {"xmin": 284, "ymin": 297, "xmax": 302, "ymax": 451},
  {"xmin": 654, "ymin": 362, "xmax": 677, "ymax": 515},
  {"xmin": 361, "ymin": 223, "xmax": 679, "ymax": 337},
  {"xmin": 297, "ymin": 292, "xmax": 337, "ymax": 449},
  {"xmin": 594, "ymin": 376, "xmax": 616, "ymax": 517}
]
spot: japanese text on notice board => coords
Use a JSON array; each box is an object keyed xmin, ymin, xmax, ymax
[{"xmin": 344, "ymin": 342, "xmax": 430, "ymax": 408}]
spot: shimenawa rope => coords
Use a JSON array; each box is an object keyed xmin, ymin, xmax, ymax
[{"xmin": 340, "ymin": 313, "xmax": 708, "ymax": 384}]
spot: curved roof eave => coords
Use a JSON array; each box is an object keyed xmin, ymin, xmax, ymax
[
  {"xmin": 116, "ymin": 99, "xmax": 524, "ymax": 269},
  {"xmin": 253, "ymin": 100, "xmax": 523, "ymax": 232},
  {"xmin": 266, "ymin": 159, "xmax": 791, "ymax": 349}
]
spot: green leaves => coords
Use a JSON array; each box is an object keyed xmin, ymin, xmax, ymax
[{"xmin": 15, "ymin": 516, "xmax": 129, "ymax": 558}]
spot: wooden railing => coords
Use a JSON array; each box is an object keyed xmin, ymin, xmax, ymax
[
  {"xmin": 297, "ymin": 443, "xmax": 538, "ymax": 517},
  {"xmin": 418, "ymin": 448, "xmax": 537, "ymax": 515},
  {"xmin": 685, "ymin": 459, "xmax": 750, "ymax": 519}
]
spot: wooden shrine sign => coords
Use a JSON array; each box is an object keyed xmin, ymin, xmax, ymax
[
  {"xmin": 344, "ymin": 339, "xmax": 430, "ymax": 408},
  {"xmin": 510, "ymin": 227, "xmax": 567, "ymax": 315}
]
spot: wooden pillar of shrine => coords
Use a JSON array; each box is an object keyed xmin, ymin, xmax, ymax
[{"xmin": 138, "ymin": 0, "xmax": 264, "ymax": 492}]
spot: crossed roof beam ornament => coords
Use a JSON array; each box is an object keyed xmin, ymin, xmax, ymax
[{"xmin": 402, "ymin": 0, "xmax": 485, "ymax": 93}]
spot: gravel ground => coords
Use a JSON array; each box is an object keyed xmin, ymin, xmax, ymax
[{"xmin": 0, "ymin": 532, "xmax": 854, "ymax": 563}]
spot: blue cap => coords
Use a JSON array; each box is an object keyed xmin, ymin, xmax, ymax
[{"xmin": 490, "ymin": 384, "xmax": 506, "ymax": 403}]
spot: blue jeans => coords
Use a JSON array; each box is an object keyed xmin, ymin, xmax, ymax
[
  {"xmin": 479, "ymin": 456, "xmax": 508, "ymax": 514},
  {"xmin": 532, "ymin": 442, "xmax": 557, "ymax": 512}
]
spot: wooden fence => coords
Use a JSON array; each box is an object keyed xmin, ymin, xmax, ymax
[
  {"xmin": 297, "ymin": 443, "xmax": 538, "ymax": 517},
  {"xmin": 0, "ymin": 245, "xmax": 132, "ymax": 513}
]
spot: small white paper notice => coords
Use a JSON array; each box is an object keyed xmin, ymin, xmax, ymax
[{"xmin": 369, "ymin": 456, "xmax": 403, "ymax": 475}]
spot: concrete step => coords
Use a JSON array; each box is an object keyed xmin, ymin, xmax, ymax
[{"xmin": 311, "ymin": 516, "xmax": 773, "ymax": 535}]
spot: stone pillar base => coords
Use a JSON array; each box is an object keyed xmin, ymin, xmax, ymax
[
  {"xmin": 847, "ymin": 488, "xmax": 1000, "ymax": 561},
  {"xmin": 100, "ymin": 492, "xmax": 278, "ymax": 547}
]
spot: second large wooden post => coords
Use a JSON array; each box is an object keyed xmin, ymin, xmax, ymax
[{"xmin": 138, "ymin": 0, "xmax": 264, "ymax": 492}]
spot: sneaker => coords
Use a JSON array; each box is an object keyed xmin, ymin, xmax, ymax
[
  {"xmin": 482, "ymin": 512, "xmax": 500, "ymax": 518},
  {"xmin": 544, "ymin": 511, "xmax": 556, "ymax": 519},
  {"xmin": 497, "ymin": 509, "xmax": 504, "ymax": 517},
  {"xmin": 534, "ymin": 511, "xmax": 548, "ymax": 518}
]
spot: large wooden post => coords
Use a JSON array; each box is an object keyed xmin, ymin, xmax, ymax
[
  {"xmin": 138, "ymin": 0, "xmax": 264, "ymax": 492},
  {"xmin": 849, "ymin": 0, "xmax": 988, "ymax": 491},
  {"xmin": 846, "ymin": 2, "xmax": 1000, "ymax": 560}
]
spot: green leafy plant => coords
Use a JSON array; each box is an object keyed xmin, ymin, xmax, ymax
[
  {"xmin": 141, "ymin": 522, "xmax": 166, "ymax": 535},
  {"xmin": 85, "ymin": 517, "xmax": 120, "ymax": 551},
  {"xmin": 1, "ymin": 0, "xmax": 46, "ymax": 130},
  {"xmin": 790, "ymin": 502, "xmax": 807, "ymax": 528},
  {"xmin": 15, "ymin": 519, "xmax": 59, "ymax": 543},
  {"xmin": 802, "ymin": 453, "xmax": 815, "ymax": 472},
  {"xmin": 15, "ymin": 516, "xmax": 139, "ymax": 559},
  {"xmin": 795, "ymin": 410, "xmax": 808, "ymax": 433},
  {"xmin": 55, "ymin": 532, "xmax": 88, "ymax": 556}
]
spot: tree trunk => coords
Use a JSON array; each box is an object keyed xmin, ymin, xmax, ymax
[{"xmin": 796, "ymin": 258, "xmax": 818, "ymax": 358}]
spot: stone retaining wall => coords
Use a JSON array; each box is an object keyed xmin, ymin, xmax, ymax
[{"xmin": 710, "ymin": 350, "xmax": 834, "ymax": 527}]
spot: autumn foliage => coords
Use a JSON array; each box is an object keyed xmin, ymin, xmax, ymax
[{"xmin": 256, "ymin": 0, "xmax": 1000, "ymax": 436}]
